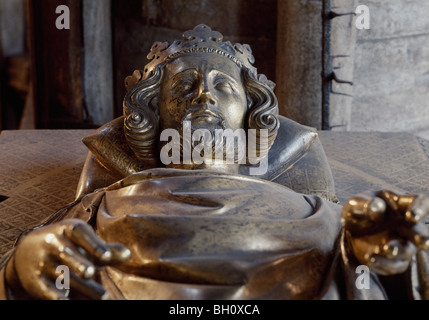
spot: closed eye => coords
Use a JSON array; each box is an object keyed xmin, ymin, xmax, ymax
[
  {"xmin": 171, "ymin": 71, "xmax": 198, "ymax": 95},
  {"xmin": 179, "ymin": 80, "xmax": 196, "ymax": 93},
  {"xmin": 213, "ymin": 77, "xmax": 235, "ymax": 93}
]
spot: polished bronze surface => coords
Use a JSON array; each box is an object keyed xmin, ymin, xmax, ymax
[{"xmin": 1, "ymin": 25, "xmax": 429, "ymax": 300}]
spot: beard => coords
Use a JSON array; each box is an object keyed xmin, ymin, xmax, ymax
[{"xmin": 173, "ymin": 109, "xmax": 246, "ymax": 166}]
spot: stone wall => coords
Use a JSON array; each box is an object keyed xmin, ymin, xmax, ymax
[
  {"xmin": 276, "ymin": 0, "xmax": 323, "ymax": 129},
  {"xmin": 350, "ymin": 0, "xmax": 429, "ymax": 140},
  {"xmin": 277, "ymin": 0, "xmax": 429, "ymax": 139}
]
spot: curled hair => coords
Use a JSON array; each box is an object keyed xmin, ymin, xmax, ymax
[
  {"xmin": 123, "ymin": 64, "xmax": 279, "ymax": 167},
  {"xmin": 123, "ymin": 65, "xmax": 164, "ymax": 165},
  {"xmin": 244, "ymin": 69, "xmax": 280, "ymax": 164}
]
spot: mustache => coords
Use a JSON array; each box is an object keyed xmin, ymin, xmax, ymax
[
  {"xmin": 182, "ymin": 105, "xmax": 226, "ymax": 123},
  {"xmin": 158, "ymin": 108, "xmax": 246, "ymax": 164}
]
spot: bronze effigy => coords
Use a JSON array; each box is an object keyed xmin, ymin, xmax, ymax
[{"xmin": 1, "ymin": 25, "xmax": 429, "ymax": 300}]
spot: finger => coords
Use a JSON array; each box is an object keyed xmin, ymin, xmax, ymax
[
  {"xmin": 341, "ymin": 196, "xmax": 386, "ymax": 235},
  {"xmin": 368, "ymin": 253, "xmax": 413, "ymax": 276},
  {"xmin": 68, "ymin": 272, "xmax": 109, "ymax": 300},
  {"xmin": 342, "ymin": 196, "xmax": 386, "ymax": 222},
  {"xmin": 107, "ymin": 243, "xmax": 131, "ymax": 265},
  {"xmin": 405, "ymin": 195, "xmax": 429, "ymax": 224},
  {"xmin": 398, "ymin": 222, "xmax": 429, "ymax": 250},
  {"xmin": 65, "ymin": 222, "xmax": 113, "ymax": 264},
  {"xmin": 367, "ymin": 240, "xmax": 416, "ymax": 276},
  {"xmin": 51, "ymin": 242, "xmax": 97, "ymax": 280},
  {"xmin": 381, "ymin": 239, "xmax": 416, "ymax": 260},
  {"xmin": 24, "ymin": 275, "xmax": 70, "ymax": 300},
  {"xmin": 41, "ymin": 257, "xmax": 108, "ymax": 300},
  {"xmin": 375, "ymin": 190, "xmax": 400, "ymax": 212}
]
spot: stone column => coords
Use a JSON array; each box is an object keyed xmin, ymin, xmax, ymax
[
  {"xmin": 325, "ymin": 0, "xmax": 358, "ymax": 131},
  {"xmin": 0, "ymin": 0, "xmax": 25, "ymax": 57},
  {"xmin": 276, "ymin": 0, "xmax": 357, "ymax": 130},
  {"xmin": 0, "ymin": 0, "xmax": 26, "ymax": 130},
  {"xmin": 83, "ymin": 0, "xmax": 114, "ymax": 125},
  {"xmin": 276, "ymin": 0, "xmax": 323, "ymax": 129}
]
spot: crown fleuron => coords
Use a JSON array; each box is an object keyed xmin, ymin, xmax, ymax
[{"xmin": 142, "ymin": 24, "xmax": 260, "ymax": 82}]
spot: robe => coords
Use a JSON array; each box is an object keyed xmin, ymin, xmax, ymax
[{"xmin": 61, "ymin": 168, "xmax": 373, "ymax": 299}]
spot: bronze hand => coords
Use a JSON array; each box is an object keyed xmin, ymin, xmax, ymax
[
  {"xmin": 4, "ymin": 219, "xmax": 130, "ymax": 300},
  {"xmin": 342, "ymin": 190, "xmax": 429, "ymax": 276}
]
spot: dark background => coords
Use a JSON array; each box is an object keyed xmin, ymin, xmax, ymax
[{"xmin": 0, "ymin": 0, "xmax": 428, "ymax": 140}]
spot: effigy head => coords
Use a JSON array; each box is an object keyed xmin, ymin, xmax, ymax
[
  {"xmin": 138, "ymin": 24, "xmax": 273, "ymax": 85},
  {"xmin": 122, "ymin": 24, "xmax": 279, "ymax": 168}
]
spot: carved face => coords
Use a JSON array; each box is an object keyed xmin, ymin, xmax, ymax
[{"xmin": 158, "ymin": 54, "xmax": 248, "ymax": 133}]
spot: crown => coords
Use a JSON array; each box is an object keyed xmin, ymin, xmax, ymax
[{"xmin": 135, "ymin": 24, "xmax": 274, "ymax": 89}]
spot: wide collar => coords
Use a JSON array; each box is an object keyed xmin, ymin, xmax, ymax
[{"xmin": 81, "ymin": 115, "xmax": 318, "ymax": 182}]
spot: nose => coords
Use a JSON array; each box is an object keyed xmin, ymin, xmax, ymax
[{"xmin": 191, "ymin": 79, "xmax": 216, "ymax": 106}]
